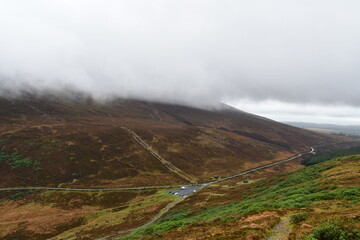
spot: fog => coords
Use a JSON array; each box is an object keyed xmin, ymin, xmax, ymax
[
  {"xmin": 1, "ymin": 0, "xmax": 360, "ymax": 122},
  {"xmin": 228, "ymin": 99, "xmax": 360, "ymax": 125}
]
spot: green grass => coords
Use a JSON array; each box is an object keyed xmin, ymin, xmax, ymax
[{"xmin": 117, "ymin": 156, "xmax": 359, "ymax": 240}]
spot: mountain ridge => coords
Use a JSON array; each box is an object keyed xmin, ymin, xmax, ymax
[{"xmin": 0, "ymin": 95, "xmax": 346, "ymax": 188}]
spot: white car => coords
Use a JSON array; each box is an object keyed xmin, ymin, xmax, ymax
[{"xmin": 181, "ymin": 186, "xmax": 186, "ymax": 189}]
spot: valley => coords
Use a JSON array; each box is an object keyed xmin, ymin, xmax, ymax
[
  {"xmin": 1, "ymin": 1, "xmax": 360, "ymax": 239},
  {"xmin": 0, "ymin": 95, "xmax": 358, "ymax": 240}
]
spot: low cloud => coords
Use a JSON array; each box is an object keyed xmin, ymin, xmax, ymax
[
  {"xmin": 228, "ymin": 99, "xmax": 360, "ymax": 125},
  {"xmin": 0, "ymin": 0, "xmax": 360, "ymax": 108}
]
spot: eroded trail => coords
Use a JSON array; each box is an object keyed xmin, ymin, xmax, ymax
[
  {"xmin": 264, "ymin": 215, "xmax": 293, "ymax": 240},
  {"xmin": 122, "ymin": 127, "xmax": 196, "ymax": 184},
  {"xmin": 97, "ymin": 197, "xmax": 185, "ymax": 240}
]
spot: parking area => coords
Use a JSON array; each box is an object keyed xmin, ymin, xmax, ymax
[{"xmin": 168, "ymin": 184, "xmax": 206, "ymax": 197}]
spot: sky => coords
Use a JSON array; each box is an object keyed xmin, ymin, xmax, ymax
[{"xmin": 0, "ymin": 0, "xmax": 360, "ymax": 125}]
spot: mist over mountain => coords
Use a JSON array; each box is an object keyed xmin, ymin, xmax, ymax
[
  {"xmin": 0, "ymin": 94, "xmax": 346, "ymax": 188},
  {"xmin": 1, "ymin": 0, "xmax": 360, "ymax": 111},
  {"xmin": 284, "ymin": 121, "xmax": 360, "ymax": 136},
  {"xmin": 2, "ymin": 2, "xmax": 360, "ymax": 239}
]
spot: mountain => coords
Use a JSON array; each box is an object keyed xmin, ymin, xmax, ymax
[
  {"xmin": 0, "ymin": 94, "xmax": 345, "ymax": 188},
  {"xmin": 0, "ymin": 94, "xmax": 358, "ymax": 240}
]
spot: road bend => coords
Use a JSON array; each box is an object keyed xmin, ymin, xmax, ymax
[
  {"xmin": 96, "ymin": 145, "xmax": 321, "ymax": 240},
  {"xmin": 0, "ymin": 146, "xmax": 316, "ymax": 193}
]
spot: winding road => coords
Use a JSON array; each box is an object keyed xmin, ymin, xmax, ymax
[
  {"xmin": 0, "ymin": 144, "xmax": 342, "ymax": 240},
  {"xmin": 0, "ymin": 147, "xmax": 315, "ymax": 193},
  {"xmin": 95, "ymin": 146, "xmax": 317, "ymax": 239}
]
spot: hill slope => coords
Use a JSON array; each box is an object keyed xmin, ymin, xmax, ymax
[
  {"xmin": 119, "ymin": 154, "xmax": 360, "ymax": 240},
  {"xmin": 0, "ymin": 94, "xmax": 344, "ymax": 187}
]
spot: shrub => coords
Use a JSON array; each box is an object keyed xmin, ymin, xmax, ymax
[
  {"xmin": 305, "ymin": 220, "xmax": 360, "ymax": 240},
  {"xmin": 290, "ymin": 213, "xmax": 308, "ymax": 224},
  {"xmin": 49, "ymin": 139, "xmax": 62, "ymax": 147},
  {"xmin": 158, "ymin": 210, "xmax": 193, "ymax": 223},
  {"xmin": 337, "ymin": 187, "xmax": 360, "ymax": 200},
  {"xmin": 7, "ymin": 191, "xmax": 31, "ymax": 200},
  {"xmin": 0, "ymin": 151, "xmax": 40, "ymax": 169}
]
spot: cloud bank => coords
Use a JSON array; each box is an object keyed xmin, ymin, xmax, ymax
[
  {"xmin": 228, "ymin": 99, "xmax": 360, "ymax": 125},
  {"xmin": 0, "ymin": 0, "xmax": 360, "ymax": 108}
]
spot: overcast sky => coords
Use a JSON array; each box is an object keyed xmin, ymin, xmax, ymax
[{"xmin": 1, "ymin": 0, "xmax": 360, "ymax": 124}]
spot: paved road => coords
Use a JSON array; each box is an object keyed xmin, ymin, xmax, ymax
[
  {"xmin": 166, "ymin": 147, "xmax": 316, "ymax": 197},
  {"xmin": 0, "ymin": 185, "xmax": 186, "ymax": 192},
  {"xmin": 0, "ymin": 143, "xmax": 347, "ymax": 240},
  {"xmin": 212, "ymin": 147, "xmax": 315, "ymax": 183},
  {"xmin": 97, "ymin": 146, "xmax": 319, "ymax": 239},
  {"xmin": 168, "ymin": 184, "xmax": 208, "ymax": 197},
  {"xmin": 0, "ymin": 144, "xmax": 347, "ymax": 194},
  {"xmin": 0, "ymin": 146, "xmax": 317, "ymax": 194},
  {"xmin": 0, "ymin": 148, "xmax": 310, "ymax": 194}
]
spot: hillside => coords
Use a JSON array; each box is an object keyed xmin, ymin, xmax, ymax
[
  {"xmin": 0, "ymin": 94, "xmax": 358, "ymax": 240},
  {"xmin": 119, "ymin": 154, "xmax": 360, "ymax": 240},
  {"xmin": 0, "ymin": 94, "xmax": 345, "ymax": 188},
  {"xmin": 1, "ymin": 146, "xmax": 358, "ymax": 239}
]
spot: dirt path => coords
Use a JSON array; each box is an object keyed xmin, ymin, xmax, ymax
[
  {"xmin": 0, "ymin": 145, "xmax": 319, "ymax": 192},
  {"xmin": 123, "ymin": 127, "xmax": 196, "ymax": 183},
  {"xmin": 97, "ymin": 197, "xmax": 184, "ymax": 240},
  {"xmin": 264, "ymin": 215, "xmax": 293, "ymax": 240},
  {"xmin": 0, "ymin": 145, "xmax": 327, "ymax": 240}
]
